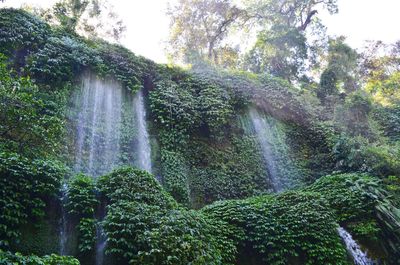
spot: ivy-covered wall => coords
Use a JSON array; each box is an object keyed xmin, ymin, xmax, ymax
[
  {"xmin": 1, "ymin": 7, "xmax": 400, "ymax": 265},
  {"xmin": 147, "ymin": 66, "xmax": 323, "ymax": 206},
  {"xmin": 0, "ymin": 8, "xmax": 343, "ymax": 210},
  {"xmin": 60, "ymin": 169, "xmax": 400, "ymax": 264}
]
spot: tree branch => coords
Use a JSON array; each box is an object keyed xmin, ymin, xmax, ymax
[{"xmin": 298, "ymin": 10, "xmax": 317, "ymax": 31}]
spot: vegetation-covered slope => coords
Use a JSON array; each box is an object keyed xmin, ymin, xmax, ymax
[{"xmin": 0, "ymin": 7, "xmax": 399, "ymax": 265}]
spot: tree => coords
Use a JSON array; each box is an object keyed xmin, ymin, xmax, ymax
[
  {"xmin": 361, "ymin": 41, "xmax": 400, "ymax": 105},
  {"xmin": 243, "ymin": 24, "xmax": 307, "ymax": 81},
  {"xmin": 167, "ymin": 0, "xmax": 244, "ymax": 64},
  {"xmin": 243, "ymin": 0, "xmax": 338, "ymax": 31},
  {"xmin": 39, "ymin": 0, "xmax": 125, "ymax": 41},
  {"xmin": 361, "ymin": 41, "xmax": 400, "ymax": 79},
  {"xmin": 242, "ymin": 0, "xmax": 338, "ymax": 81},
  {"xmin": 317, "ymin": 37, "xmax": 359, "ymax": 100},
  {"xmin": 317, "ymin": 68, "xmax": 337, "ymax": 100},
  {"xmin": 166, "ymin": 0, "xmax": 338, "ymax": 76}
]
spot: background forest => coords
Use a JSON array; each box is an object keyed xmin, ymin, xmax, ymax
[{"xmin": 0, "ymin": 0, "xmax": 399, "ymax": 265}]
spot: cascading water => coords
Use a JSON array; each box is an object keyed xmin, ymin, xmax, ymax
[
  {"xmin": 59, "ymin": 183, "xmax": 68, "ymax": 255},
  {"xmin": 95, "ymin": 222, "xmax": 107, "ymax": 265},
  {"xmin": 63, "ymin": 73, "xmax": 154, "ymax": 263},
  {"xmin": 133, "ymin": 89, "xmax": 152, "ymax": 173},
  {"xmin": 69, "ymin": 73, "xmax": 152, "ymax": 176},
  {"xmin": 244, "ymin": 108, "xmax": 303, "ymax": 191},
  {"xmin": 71, "ymin": 74, "xmax": 123, "ymax": 176},
  {"xmin": 337, "ymin": 227, "xmax": 376, "ymax": 265}
]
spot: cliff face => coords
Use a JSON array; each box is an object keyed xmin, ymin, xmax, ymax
[{"xmin": 0, "ymin": 8, "xmax": 399, "ymax": 265}]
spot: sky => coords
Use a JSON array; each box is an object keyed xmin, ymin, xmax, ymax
[{"xmin": 2, "ymin": 0, "xmax": 400, "ymax": 63}]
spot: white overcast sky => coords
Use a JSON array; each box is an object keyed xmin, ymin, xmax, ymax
[{"xmin": 2, "ymin": 0, "xmax": 400, "ymax": 63}]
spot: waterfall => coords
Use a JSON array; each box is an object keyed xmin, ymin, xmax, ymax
[
  {"xmin": 72, "ymin": 74, "xmax": 123, "ymax": 177},
  {"xmin": 337, "ymin": 227, "xmax": 376, "ymax": 265},
  {"xmin": 59, "ymin": 183, "xmax": 68, "ymax": 255},
  {"xmin": 133, "ymin": 89, "xmax": 152, "ymax": 173},
  {"xmin": 66, "ymin": 73, "xmax": 154, "ymax": 263},
  {"xmin": 69, "ymin": 73, "xmax": 152, "ymax": 176},
  {"xmin": 95, "ymin": 223, "xmax": 107, "ymax": 265},
  {"xmin": 246, "ymin": 108, "xmax": 302, "ymax": 191}
]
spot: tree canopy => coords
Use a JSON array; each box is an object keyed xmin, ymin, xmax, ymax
[
  {"xmin": 167, "ymin": 0, "xmax": 339, "ymax": 83},
  {"xmin": 36, "ymin": 0, "xmax": 126, "ymax": 41}
]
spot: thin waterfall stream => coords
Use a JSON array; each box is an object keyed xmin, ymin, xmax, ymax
[
  {"xmin": 59, "ymin": 183, "xmax": 68, "ymax": 256},
  {"xmin": 95, "ymin": 212, "xmax": 107, "ymax": 265},
  {"xmin": 133, "ymin": 89, "xmax": 152, "ymax": 173},
  {"xmin": 246, "ymin": 108, "xmax": 379, "ymax": 264},
  {"xmin": 337, "ymin": 227, "xmax": 376, "ymax": 265},
  {"xmin": 249, "ymin": 108, "xmax": 282, "ymax": 191},
  {"xmin": 245, "ymin": 108, "xmax": 303, "ymax": 191}
]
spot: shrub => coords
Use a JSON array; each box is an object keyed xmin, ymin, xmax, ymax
[
  {"xmin": 134, "ymin": 210, "xmax": 236, "ymax": 265},
  {"xmin": 65, "ymin": 174, "xmax": 98, "ymax": 218},
  {"xmin": 0, "ymin": 152, "xmax": 65, "ymax": 248},
  {"xmin": 0, "ymin": 8, "xmax": 50, "ymax": 68},
  {"xmin": 97, "ymin": 167, "xmax": 177, "ymax": 209},
  {"xmin": 77, "ymin": 218, "xmax": 96, "ymax": 253},
  {"xmin": 0, "ymin": 250, "xmax": 79, "ymax": 265},
  {"xmin": 0, "ymin": 54, "xmax": 64, "ymax": 155},
  {"xmin": 305, "ymin": 173, "xmax": 377, "ymax": 222},
  {"xmin": 102, "ymin": 201, "xmax": 164, "ymax": 263},
  {"xmin": 28, "ymin": 36, "xmax": 100, "ymax": 84},
  {"xmin": 95, "ymin": 42, "xmax": 153, "ymax": 91},
  {"xmin": 100, "ymin": 167, "xmax": 235, "ymax": 264},
  {"xmin": 203, "ymin": 191, "xmax": 348, "ymax": 264},
  {"xmin": 332, "ymin": 134, "xmax": 400, "ymax": 177},
  {"xmin": 160, "ymin": 150, "xmax": 190, "ymax": 205}
]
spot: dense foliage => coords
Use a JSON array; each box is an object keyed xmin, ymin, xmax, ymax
[
  {"xmin": 305, "ymin": 174, "xmax": 400, "ymax": 262},
  {"xmin": 1, "ymin": 6, "xmax": 400, "ymax": 265},
  {"xmin": 0, "ymin": 8, "xmax": 50, "ymax": 69},
  {"xmin": 66, "ymin": 174, "xmax": 97, "ymax": 217},
  {"xmin": 373, "ymin": 103, "xmax": 400, "ymax": 141},
  {"xmin": 0, "ymin": 152, "xmax": 65, "ymax": 248},
  {"xmin": 0, "ymin": 250, "xmax": 79, "ymax": 265},
  {"xmin": 96, "ymin": 168, "xmax": 400, "ymax": 264},
  {"xmin": 0, "ymin": 54, "xmax": 65, "ymax": 155},
  {"xmin": 203, "ymin": 173, "xmax": 400, "ymax": 264},
  {"xmin": 65, "ymin": 174, "xmax": 98, "ymax": 256},
  {"xmin": 98, "ymin": 167, "xmax": 176, "ymax": 208},
  {"xmin": 98, "ymin": 167, "xmax": 235, "ymax": 265},
  {"xmin": 149, "ymin": 66, "xmax": 319, "ymax": 205},
  {"xmin": 203, "ymin": 192, "xmax": 349, "ymax": 264}
]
